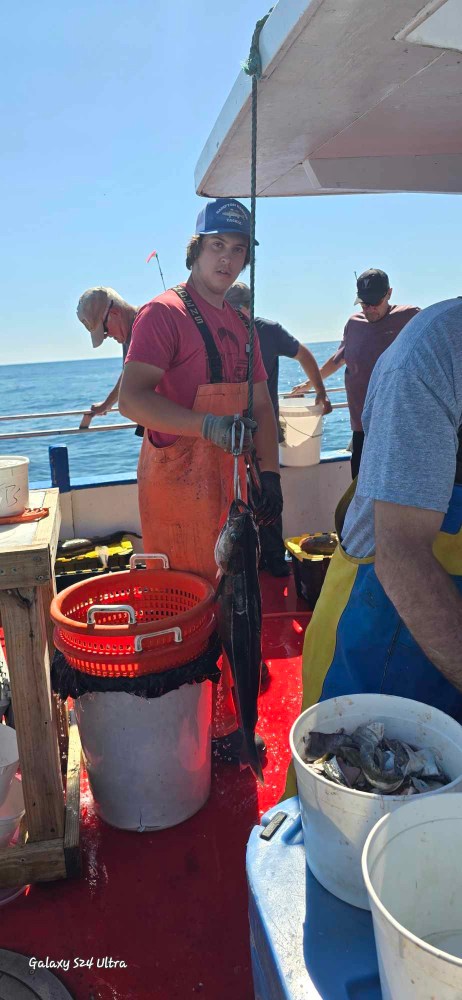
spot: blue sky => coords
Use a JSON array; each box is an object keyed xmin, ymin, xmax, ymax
[{"xmin": 3, "ymin": 0, "xmax": 462, "ymax": 365}]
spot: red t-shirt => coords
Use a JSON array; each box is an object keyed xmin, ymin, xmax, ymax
[
  {"xmin": 125, "ymin": 283, "xmax": 267, "ymax": 446},
  {"xmin": 333, "ymin": 304, "xmax": 420, "ymax": 431}
]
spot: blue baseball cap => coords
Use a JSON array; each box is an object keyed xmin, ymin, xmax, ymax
[{"xmin": 195, "ymin": 198, "xmax": 259, "ymax": 245}]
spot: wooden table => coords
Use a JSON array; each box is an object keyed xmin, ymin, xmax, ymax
[{"xmin": 0, "ymin": 488, "xmax": 81, "ymax": 887}]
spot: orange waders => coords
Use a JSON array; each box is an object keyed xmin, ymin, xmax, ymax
[{"xmin": 137, "ymin": 295, "xmax": 249, "ymax": 738}]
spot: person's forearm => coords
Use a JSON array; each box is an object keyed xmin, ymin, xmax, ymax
[
  {"xmin": 297, "ymin": 346, "xmax": 329, "ymax": 395},
  {"xmin": 376, "ymin": 545, "xmax": 462, "ymax": 691},
  {"xmin": 105, "ymin": 377, "xmax": 122, "ymax": 408},
  {"xmin": 119, "ymin": 386, "xmax": 204, "ymax": 437},
  {"xmin": 318, "ymin": 356, "xmax": 344, "ymax": 380},
  {"xmin": 292, "ymin": 354, "xmax": 344, "ymax": 392},
  {"xmin": 252, "ymin": 397, "xmax": 279, "ymax": 472}
]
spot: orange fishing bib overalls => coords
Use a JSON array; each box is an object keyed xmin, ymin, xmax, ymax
[{"xmin": 137, "ymin": 286, "xmax": 249, "ymax": 737}]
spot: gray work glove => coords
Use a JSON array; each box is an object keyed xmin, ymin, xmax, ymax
[{"xmin": 201, "ymin": 414, "xmax": 258, "ymax": 454}]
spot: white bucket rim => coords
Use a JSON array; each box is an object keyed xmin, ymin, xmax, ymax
[
  {"xmin": 362, "ymin": 796, "xmax": 462, "ymax": 968},
  {"xmin": 0, "ymin": 456, "xmax": 29, "ymax": 466},
  {"xmin": 289, "ymin": 694, "xmax": 462, "ymax": 802},
  {"xmin": 278, "ymin": 399, "xmax": 323, "ymax": 413}
]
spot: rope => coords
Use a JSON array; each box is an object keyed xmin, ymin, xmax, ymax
[{"xmin": 243, "ymin": 7, "xmax": 273, "ymax": 419}]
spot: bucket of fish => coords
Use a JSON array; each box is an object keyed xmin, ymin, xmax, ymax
[
  {"xmin": 290, "ymin": 694, "xmax": 462, "ymax": 909},
  {"xmin": 362, "ymin": 793, "xmax": 462, "ymax": 999}
]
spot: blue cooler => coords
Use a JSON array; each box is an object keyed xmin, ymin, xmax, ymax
[{"xmin": 246, "ymin": 798, "xmax": 382, "ymax": 1000}]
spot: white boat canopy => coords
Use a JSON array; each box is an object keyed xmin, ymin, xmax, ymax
[{"xmin": 195, "ymin": 0, "xmax": 462, "ymax": 197}]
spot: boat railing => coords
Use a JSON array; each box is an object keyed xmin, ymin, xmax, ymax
[
  {"xmin": 0, "ymin": 408, "xmax": 135, "ymax": 441},
  {"xmin": 0, "ymin": 389, "xmax": 348, "ymax": 441}
]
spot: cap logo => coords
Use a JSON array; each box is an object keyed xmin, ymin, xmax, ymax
[{"xmin": 216, "ymin": 203, "xmax": 247, "ymax": 226}]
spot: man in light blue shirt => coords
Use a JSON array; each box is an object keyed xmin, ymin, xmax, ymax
[{"xmin": 296, "ymin": 298, "xmax": 462, "ymax": 726}]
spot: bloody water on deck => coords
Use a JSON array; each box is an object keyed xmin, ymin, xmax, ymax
[{"xmin": 0, "ymin": 572, "xmax": 309, "ymax": 1000}]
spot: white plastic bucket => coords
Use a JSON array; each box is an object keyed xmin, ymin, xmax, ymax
[
  {"xmin": 74, "ymin": 680, "xmax": 212, "ymax": 831},
  {"xmin": 0, "ymin": 456, "xmax": 29, "ymax": 517},
  {"xmin": 363, "ymin": 794, "xmax": 462, "ymax": 999},
  {"xmin": 0, "ymin": 777, "xmax": 25, "ymax": 848},
  {"xmin": 278, "ymin": 397, "xmax": 322, "ymax": 467},
  {"xmin": 0, "ymin": 726, "xmax": 19, "ymax": 808},
  {"xmin": 290, "ymin": 694, "xmax": 462, "ymax": 909}
]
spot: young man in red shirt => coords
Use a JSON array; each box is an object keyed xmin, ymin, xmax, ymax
[{"xmin": 119, "ymin": 198, "xmax": 280, "ymax": 762}]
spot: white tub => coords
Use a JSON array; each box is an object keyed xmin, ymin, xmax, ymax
[
  {"xmin": 278, "ymin": 397, "xmax": 322, "ymax": 468},
  {"xmin": 0, "ymin": 726, "xmax": 19, "ymax": 807},
  {"xmin": 363, "ymin": 793, "xmax": 462, "ymax": 999},
  {"xmin": 75, "ymin": 680, "xmax": 212, "ymax": 831},
  {"xmin": 0, "ymin": 456, "xmax": 29, "ymax": 517},
  {"xmin": 290, "ymin": 693, "xmax": 462, "ymax": 909}
]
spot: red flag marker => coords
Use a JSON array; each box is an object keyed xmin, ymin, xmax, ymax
[{"xmin": 146, "ymin": 250, "xmax": 166, "ymax": 290}]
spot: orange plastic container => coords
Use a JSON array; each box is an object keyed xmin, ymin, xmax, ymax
[{"xmin": 50, "ymin": 554, "xmax": 216, "ymax": 678}]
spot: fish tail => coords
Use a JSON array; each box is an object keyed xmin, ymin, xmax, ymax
[{"xmin": 240, "ymin": 732, "xmax": 265, "ymax": 784}]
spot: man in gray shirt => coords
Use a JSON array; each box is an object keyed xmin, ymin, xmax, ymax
[
  {"xmin": 289, "ymin": 298, "xmax": 462, "ymax": 754},
  {"xmin": 225, "ymin": 281, "xmax": 331, "ymax": 576}
]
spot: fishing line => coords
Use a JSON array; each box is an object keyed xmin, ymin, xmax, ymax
[{"xmin": 243, "ymin": 7, "xmax": 272, "ymax": 420}]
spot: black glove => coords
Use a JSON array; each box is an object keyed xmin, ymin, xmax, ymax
[
  {"xmin": 201, "ymin": 414, "xmax": 257, "ymax": 454},
  {"xmin": 252, "ymin": 471, "xmax": 283, "ymax": 527}
]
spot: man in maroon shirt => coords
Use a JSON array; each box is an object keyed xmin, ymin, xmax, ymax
[
  {"xmin": 291, "ymin": 269, "xmax": 419, "ymax": 477},
  {"xmin": 119, "ymin": 198, "xmax": 280, "ymax": 764}
]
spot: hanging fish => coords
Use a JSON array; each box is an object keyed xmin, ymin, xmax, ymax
[{"xmin": 215, "ymin": 498, "xmax": 263, "ymax": 782}]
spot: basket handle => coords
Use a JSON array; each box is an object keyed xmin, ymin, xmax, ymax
[
  {"xmin": 129, "ymin": 553, "xmax": 170, "ymax": 570},
  {"xmin": 86, "ymin": 604, "xmax": 137, "ymax": 625},
  {"xmin": 134, "ymin": 626, "xmax": 182, "ymax": 653}
]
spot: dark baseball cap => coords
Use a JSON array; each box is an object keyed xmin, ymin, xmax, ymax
[
  {"xmin": 195, "ymin": 198, "xmax": 258, "ymax": 244},
  {"xmin": 354, "ymin": 268, "xmax": 390, "ymax": 305}
]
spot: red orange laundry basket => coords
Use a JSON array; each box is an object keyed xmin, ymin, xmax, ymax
[{"xmin": 51, "ymin": 553, "xmax": 216, "ymax": 679}]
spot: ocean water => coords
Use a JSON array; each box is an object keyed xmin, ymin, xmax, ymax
[{"xmin": 0, "ymin": 342, "xmax": 349, "ymax": 483}]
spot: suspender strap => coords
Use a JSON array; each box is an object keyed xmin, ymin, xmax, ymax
[{"xmin": 172, "ymin": 285, "xmax": 223, "ymax": 384}]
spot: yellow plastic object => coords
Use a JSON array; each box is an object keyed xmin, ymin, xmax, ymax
[
  {"xmin": 284, "ymin": 534, "xmax": 335, "ymax": 564},
  {"xmin": 284, "ymin": 535, "xmax": 336, "ymax": 608},
  {"xmin": 55, "ymin": 537, "xmax": 133, "ymax": 577}
]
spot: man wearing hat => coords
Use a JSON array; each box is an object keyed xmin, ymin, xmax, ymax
[
  {"xmin": 77, "ymin": 287, "xmax": 138, "ymax": 419},
  {"xmin": 118, "ymin": 198, "xmax": 281, "ymax": 763},
  {"xmin": 285, "ymin": 294, "xmax": 462, "ymax": 798},
  {"xmin": 291, "ymin": 269, "xmax": 419, "ymax": 477}
]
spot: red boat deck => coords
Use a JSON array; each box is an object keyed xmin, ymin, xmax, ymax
[{"xmin": 1, "ymin": 572, "xmax": 309, "ymax": 1000}]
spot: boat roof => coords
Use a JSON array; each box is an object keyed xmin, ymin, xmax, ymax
[{"xmin": 195, "ymin": 0, "xmax": 462, "ymax": 197}]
